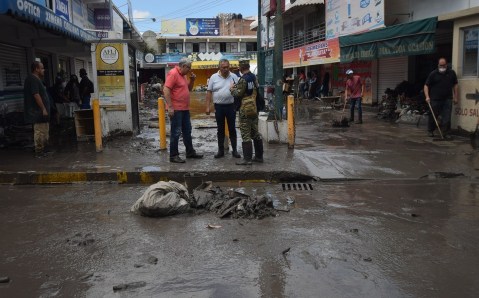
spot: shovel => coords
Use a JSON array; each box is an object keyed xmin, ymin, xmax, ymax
[{"xmin": 427, "ymin": 101, "xmax": 445, "ymax": 141}]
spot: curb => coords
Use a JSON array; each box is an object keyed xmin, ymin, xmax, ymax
[{"xmin": 0, "ymin": 170, "xmax": 313, "ymax": 185}]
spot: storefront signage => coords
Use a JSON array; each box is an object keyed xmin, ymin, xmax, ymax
[
  {"xmin": 0, "ymin": 0, "xmax": 95, "ymax": 42},
  {"xmin": 55, "ymin": 0, "xmax": 70, "ymax": 21},
  {"xmin": 96, "ymin": 43, "xmax": 125, "ymax": 106},
  {"xmin": 326, "ymin": 0, "xmax": 384, "ymax": 39},
  {"xmin": 283, "ymin": 38, "xmax": 340, "ymax": 68},
  {"xmin": 339, "ymin": 17, "xmax": 436, "ymax": 63},
  {"xmin": 186, "ymin": 18, "xmax": 220, "ymax": 36},
  {"xmin": 94, "ymin": 8, "xmax": 111, "ymax": 30},
  {"xmin": 154, "ymin": 52, "xmax": 257, "ymax": 64}
]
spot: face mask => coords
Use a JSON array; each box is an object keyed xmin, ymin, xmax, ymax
[{"xmin": 438, "ymin": 67, "xmax": 447, "ymax": 73}]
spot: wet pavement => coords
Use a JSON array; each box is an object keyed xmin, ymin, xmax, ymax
[
  {"xmin": 0, "ymin": 95, "xmax": 478, "ymax": 183},
  {"xmin": 1, "ymin": 180, "xmax": 478, "ymax": 297},
  {"xmin": 2, "ymin": 97, "xmax": 479, "ymax": 296}
]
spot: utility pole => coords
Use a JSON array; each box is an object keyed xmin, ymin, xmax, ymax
[
  {"xmin": 273, "ymin": 0, "xmax": 284, "ymax": 119},
  {"xmin": 257, "ymin": 0, "xmax": 264, "ymax": 100}
]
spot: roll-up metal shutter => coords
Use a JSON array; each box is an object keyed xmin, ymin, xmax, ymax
[
  {"xmin": 0, "ymin": 44, "xmax": 28, "ymax": 112},
  {"xmin": 377, "ymin": 56, "xmax": 408, "ymax": 98}
]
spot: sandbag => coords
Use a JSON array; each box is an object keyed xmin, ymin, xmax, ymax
[{"xmin": 130, "ymin": 181, "xmax": 190, "ymax": 217}]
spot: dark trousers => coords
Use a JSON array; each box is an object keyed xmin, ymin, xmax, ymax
[
  {"xmin": 81, "ymin": 95, "xmax": 91, "ymax": 109},
  {"xmin": 214, "ymin": 103, "xmax": 237, "ymax": 150},
  {"xmin": 428, "ymin": 100, "xmax": 452, "ymax": 132},
  {"xmin": 350, "ymin": 97, "xmax": 362, "ymax": 119},
  {"xmin": 169, "ymin": 110, "xmax": 194, "ymax": 157}
]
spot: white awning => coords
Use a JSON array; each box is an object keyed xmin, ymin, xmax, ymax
[
  {"xmin": 250, "ymin": 19, "xmax": 258, "ymax": 31},
  {"xmin": 285, "ymin": 0, "xmax": 324, "ymax": 11}
]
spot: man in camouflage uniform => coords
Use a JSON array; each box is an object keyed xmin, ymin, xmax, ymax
[{"xmin": 230, "ymin": 59, "xmax": 264, "ymax": 165}]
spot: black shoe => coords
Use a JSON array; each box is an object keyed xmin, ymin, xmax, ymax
[
  {"xmin": 236, "ymin": 159, "xmax": 252, "ymax": 165},
  {"xmin": 232, "ymin": 151, "xmax": 241, "ymax": 158},
  {"xmin": 214, "ymin": 151, "xmax": 225, "ymax": 158},
  {"xmin": 428, "ymin": 131, "xmax": 434, "ymax": 137},
  {"xmin": 355, "ymin": 120, "xmax": 363, "ymax": 124},
  {"xmin": 186, "ymin": 152, "xmax": 203, "ymax": 159},
  {"xmin": 170, "ymin": 156, "xmax": 185, "ymax": 163}
]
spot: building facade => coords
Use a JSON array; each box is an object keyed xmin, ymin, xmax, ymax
[{"xmin": 0, "ymin": 0, "xmax": 144, "ymax": 140}]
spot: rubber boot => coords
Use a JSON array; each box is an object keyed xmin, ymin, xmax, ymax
[
  {"xmin": 252, "ymin": 138, "xmax": 264, "ymax": 163},
  {"xmin": 236, "ymin": 141, "xmax": 252, "ymax": 165},
  {"xmin": 214, "ymin": 139, "xmax": 225, "ymax": 158},
  {"xmin": 230, "ymin": 137, "xmax": 241, "ymax": 158}
]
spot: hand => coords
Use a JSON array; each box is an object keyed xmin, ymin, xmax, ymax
[
  {"xmin": 168, "ymin": 108, "xmax": 174, "ymax": 118},
  {"xmin": 453, "ymin": 97, "xmax": 458, "ymax": 105},
  {"xmin": 425, "ymin": 97, "xmax": 430, "ymax": 103},
  {"xmin": 42, "ymin": 108, "xmax": 48, "ymax": 116}
]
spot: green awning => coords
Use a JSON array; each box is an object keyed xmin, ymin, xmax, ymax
[{"xmin": 339, "ymin": 17, "xmax": 437, "ymax": 63}]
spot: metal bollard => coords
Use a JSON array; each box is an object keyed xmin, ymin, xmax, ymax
[
  {"xmin": 287, "ymin": 95, "xmax": 295, "ymax": 149},
  {"xmin": 92, "ymin": 99, "xmax": 103, "ymax": 152},
  {"xmin": 224, "ymin": 119, "xmax": 229, "ymax": 151},
  {"xmin": 158, "ymin": 97, "xmax": 167, "ymax": 150}
]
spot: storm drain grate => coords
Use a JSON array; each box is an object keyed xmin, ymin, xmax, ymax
[{"xmin": 282, "ymin": 183, "xmax": 314, "ymax": 191}]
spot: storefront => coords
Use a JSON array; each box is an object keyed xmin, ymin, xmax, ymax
[
  {"xmin": 0, "ymin": 0, "xmax": 94, "ymax": 122},
  {"xmin": 339, "ymin": 17, "xmax": 438, "ymax": 104},
  {"xmin": 448, "ymin": 9, "xmax": 479, "ymax": 133}
]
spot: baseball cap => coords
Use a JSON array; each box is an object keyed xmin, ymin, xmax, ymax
[
  {"xmin": 238, "ymin": 58, "xmax": 250, "ymax": 67},
  {"xmin": 346, "ymin": 69, "xmax": 353, "ymax": 75}
]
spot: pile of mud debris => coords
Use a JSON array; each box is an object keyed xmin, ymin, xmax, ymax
[
  {"xmin": 191, "ymin": 182, "xmax": 277, "ymax": 219},
  {"xmin": 131, "ymin": 181, "xmax": 279, "ymax": 219}
]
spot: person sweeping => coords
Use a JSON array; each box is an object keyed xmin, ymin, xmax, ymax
[
  {"xmin": 424, "ymin": 57, "xmax": 458, "ymax": 138},
  {"xmin": 344, "ymin": 69, "xmax": 364, "ymax": 124}
]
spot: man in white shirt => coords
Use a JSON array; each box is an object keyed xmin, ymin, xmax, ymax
[{"xmin": 205, "ymin": 59, "xmax": 241, "ymax": 158}]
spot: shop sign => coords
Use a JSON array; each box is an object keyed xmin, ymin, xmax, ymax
[
  {"xmin": 283, "ymin": 38, "xmax": 340, "ymax": 68},
  {"xmin": 55, "ymin": 0, "xmax": 70, "ymax": 21},
  {"xmin": 94, "ymin": 8, "xmax": 111, "ymax": 30},
  {"xmin": 186, "ymin": 18, "xmax": 219, "ymax": 36},
  {"xmin": 96, "ymin": 43, "xmax": 126, "ymax": 106},
  {"xmin": 5, "ymin": 67, "xmax": 22, "ymax": 87},
  {"xmin": 0, "ymin": 0, "xmax": 95, "ymax": 42}
]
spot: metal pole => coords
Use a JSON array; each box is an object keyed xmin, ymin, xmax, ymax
[
  {"xmin": 274, "ymin": 0, "xmax": 284, "ymax": 119},
  {"xmin": 92, "ymin": 99, "xmax": 103, "ymax": 152},
  {"xmin": 287, "ymin": 95, "xmax": 295, "ymax": 148},
  {"xmin": 158, "ymin": 97, "xmax": 167, "ymax": 150},
  {"xmin": 257, "ymin": 0, "xmax": 265, "ymax": 98}
]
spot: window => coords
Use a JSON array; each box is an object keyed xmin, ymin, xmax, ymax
[
  {"xmin": 245, "ymin": 42, "xmax": 257, "ymax": 51},
  {"xmin": 220, "ymin": 43, "xmax": 227, "ymax": 52},
  {"xmin": 463, "ymin": 26, "xmax": 478, "ymax": 76},
  {"xmin": 193, "ymin": 43, "xmax": 200, "ymax": 52}
]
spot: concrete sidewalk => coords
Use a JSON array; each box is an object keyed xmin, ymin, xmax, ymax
[{"xmin": 0, "ymin": 102, "xmax": 477, "ymax": 184}]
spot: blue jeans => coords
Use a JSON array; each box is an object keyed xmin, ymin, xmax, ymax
[
  {"xmin": 169, "ymin": 110, "xmax": 195, "ymax": 157},
  {"xmin": 350, "ymin": 97, "xmax": 362, "ymax": 120},
  {"xmin": 81, "ymin": 95, "xmax": 91, "ymax": 109},
  {"xmin": 214, "ymin": 103, "xmax": 237, "ymax": 150}
]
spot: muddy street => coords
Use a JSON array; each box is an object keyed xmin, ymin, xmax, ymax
[{"xmin": 1, "ymin": 180, "xmax": 478, "ymax": 297}]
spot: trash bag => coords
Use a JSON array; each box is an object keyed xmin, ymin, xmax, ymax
[{"xmin": 130, "ymin": 181, "xmax": 190, "ymax": 217}]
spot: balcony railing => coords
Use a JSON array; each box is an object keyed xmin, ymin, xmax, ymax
[{"xmin": 283, "ymin": 23, "xmax": 326, "ymax": 50}]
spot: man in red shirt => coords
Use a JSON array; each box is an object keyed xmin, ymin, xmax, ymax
[
  {"xmin": 164, "ymin": 58, "xmax": 203, "ymax": 163},
  {"xmin": 344, "ymin": 69, "xmax": 364, "ymax": 124}
]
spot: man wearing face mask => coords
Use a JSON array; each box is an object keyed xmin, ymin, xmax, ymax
[{"xmin": 424, "ymin": 57, "xmax": 458, "ymax": 137}]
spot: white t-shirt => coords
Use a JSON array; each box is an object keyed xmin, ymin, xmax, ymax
[{"xmin": 207, "ymin": 71, "xmax": 239, "ymax": 104}]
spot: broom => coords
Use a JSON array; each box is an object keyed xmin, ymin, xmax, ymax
[
  {"xmin": 427, "ymin": 101, "xmax": 446, "ymax": 141},
  {"xmin": 332, "ymin": 97, "xmax": 349, "ymax": 127}
]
